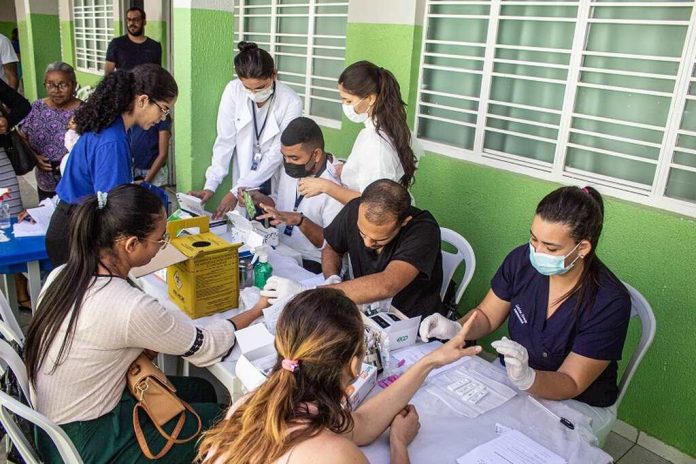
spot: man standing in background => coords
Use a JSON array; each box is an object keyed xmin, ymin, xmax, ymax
[
  {"xmin": 104, "ymin": 7, "xmax": 170, "ymax": 185},
  {"xmin": 0, "ymin": 32, "xmax": 19, "ymax": 90}
]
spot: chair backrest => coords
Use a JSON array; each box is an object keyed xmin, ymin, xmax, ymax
[
  {"xmin": 616, "ymin": 282, "xmax": 656, "ymax": 407},
  {"xmin": 0, "ymin": 391, "xmax": 84, "ymax": 464},
  {"xmin": 0, "ymin": 336, "xmax": 31, "ymax": 406},
  {"xmin": 75, "ymin": 85, "xmax": 93, "ymax": 101},
  {"xmin": 439, "ymin": 228, "xmax": 476, "ymax": 305},
  {"xmin": 0, "ymin": 291, "xmax": 25, "ymax": 346}
]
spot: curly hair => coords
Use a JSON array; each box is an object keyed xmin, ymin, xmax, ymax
[{"xmin": 73, "ymin": 63, "xmax": 177, "ymax": 134}]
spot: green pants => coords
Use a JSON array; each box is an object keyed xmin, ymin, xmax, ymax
[{"xmin": 37, "ymin": 376, "xmax": 224, "ymax": 463}]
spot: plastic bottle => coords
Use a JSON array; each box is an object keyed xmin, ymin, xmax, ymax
[
  {"xmin": 252, "ymin": 246, "xmax": 273, "ymax": 289},
  {"xmin": 0, "ymin": 189, "xmax": 10, "ymax": 230}
]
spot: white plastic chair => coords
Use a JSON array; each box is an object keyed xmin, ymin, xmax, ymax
[
  {"xmin": 74, "ymin": 85, "xmax": 93, "ymax": 101},
  {"xmin": 0, "ymin": 291, "xmax": 25, "ymax": 346},
  {"xmin": 616, "ymin": 282, "xmax": 656, "ymax": 408},
  {"xmin": 0, "ymin": 391, "xmax": 84, "ymax": 464},
  {"xmin": 0, "ymin": 338, "xmax": 83, "ymax": 463},
  {"xmin": 439, "ymin": 228, "xmax": 476, "ymax": 305}
]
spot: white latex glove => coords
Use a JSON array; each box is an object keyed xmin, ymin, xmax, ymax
[
  {"xmin": 260, "ymin": 276, "xmax": 307, "ymax": 304},
  {"xmin": 491, "ymin": 336, "xmax": 536, "ymax": 391},
  {"xmin": 419, "ymin": 313, "xmax": 462, "ymax": 343},
  {"xmin": 321, "ymin": 274, "xmax": 342, "ymax": 286}
]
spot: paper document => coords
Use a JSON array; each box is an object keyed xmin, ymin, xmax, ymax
[
  {"xmin": 392, "ymin": 342, "xmax": 466, "ymax": 380},
  {"xmin": 12, "ymin": 220, "xmax": 45, "ymax": 237},
  {"xmin": 457, "ymin": 429, "xmax": 567, "ymax": 464}
]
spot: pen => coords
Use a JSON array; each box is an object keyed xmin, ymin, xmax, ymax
[{"xmin": 528, "ymin": 396, "xmax": 575, "ymax": 430}]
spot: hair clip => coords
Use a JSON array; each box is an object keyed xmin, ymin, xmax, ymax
[{"xmin": 97, "ymin": 191, "xmax": 108, "ymax": 209}]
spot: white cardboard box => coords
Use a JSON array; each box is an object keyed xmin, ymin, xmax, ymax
[
  {"xmin": 347, "ymin": 363, "xmax": 378, "ymax": 408},
  {"xmin": 235, "ymin": 324, "xmax": 276, "ymax": 391},
  {"xmin": 362, "ymin": 307, "xmax": 422, "ymax": 351}
]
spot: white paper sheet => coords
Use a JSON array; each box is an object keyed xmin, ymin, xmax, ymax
[
  {"xmin": 457, "ymin": 429, "xmax": 567, "ymax": 464},
  {"xmin": 12, "ymin": 220, "xmax": 45, "ymax": 237}
]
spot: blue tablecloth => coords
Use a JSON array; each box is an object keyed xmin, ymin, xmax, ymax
[{"xmin": 0, "ymin": 218, "xmax": 52, "ymax": 274}]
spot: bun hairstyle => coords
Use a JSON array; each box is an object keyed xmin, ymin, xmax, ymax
[
  {"xmin": 536, "ymin": 185, "xmax": 622, "ymax": 313},
  {"xmin": 197, "ymin": 288, "xmax": 365, "ymax": 464},
  {"xmin": 234, "ymin": 41, "xmax": 276, "ymax": 79},
  {"xmin": 339, "ymin": 60, "xmax": 417, "ymax": 188}
]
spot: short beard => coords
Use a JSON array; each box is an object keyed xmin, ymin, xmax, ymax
[{"xmin": 128, "ymin": 27, "xmax": 144, "ymax": 37}]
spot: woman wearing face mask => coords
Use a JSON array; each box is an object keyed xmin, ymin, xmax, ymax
[
  {"xmin": 189, "ymin": 41, "xmax": 302, "ymax": 219},
  {"xmin": 419, "ymin": 186, "xmax": 631, "ymax": 443},
  {"xmin": 44, "ymin": 63, "xmax": 177, "ymax": 267},
  {"xmin": 198, "ymin": 288, "xmax": 482, "ymax": 464},
  {"xmin": 19, "ymin": 62, "xmax": 82, "ymax": 200},
  {"xmin": 297, "ymin": 61, "xmax": 418, "ymax": 205}
]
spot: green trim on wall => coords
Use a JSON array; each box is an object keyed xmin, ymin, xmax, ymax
[
  {"xmin": 322, "ymin": 23, "xmax": 423, "ymax": 157},
  {"xmin": 411, "ymin": 153, "xmax": 696, "ymax": 457},
  {"xmin": 172, "ymin": 7, "xmax": 234, "ymax": 203},
  {"xmin": 113, "ymin": 20, "xmax": 122, "ymax": 38},
  {"xmin": 0, "ymin": 21, "xmax": 16, "ymax": 39},
  {"xmin": 75, "ymin": 70, "xmax": 103, "ymax": 89},
  {"xmin": 59, "ymin": 20, "xmax": 74, "ymax": 71},
  {"xmin": 146, "ymin": 21, "xmax": 167, "ymax": 69},
  {"xmin": 17, "ymin": 14, "xmax": 61, "ymax": 102}
]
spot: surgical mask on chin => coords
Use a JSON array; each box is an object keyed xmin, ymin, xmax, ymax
[
  {"xmin": 246, "ymin": 85, "xmax": 274, "ymax": 103},
  {"xmin": 342, "ymin": 99, "xmax": 369, "ymax": 124},
  {"xmin": 528, "ymin": 242, "xmax": 581, "ymax": 276}
]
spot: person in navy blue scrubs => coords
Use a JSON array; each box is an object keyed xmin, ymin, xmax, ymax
[
  {"xmin": 420, "ymin": 186, "xmax": 631, "ymax": 435},
  {"xmin": 45, "ymin": 63, "xmax": 178, "ymax": 266}
]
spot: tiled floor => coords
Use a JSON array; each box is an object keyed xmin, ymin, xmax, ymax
[{"xmin": 6, "ymin": 175, "xmax": 680, "ymax": 464}]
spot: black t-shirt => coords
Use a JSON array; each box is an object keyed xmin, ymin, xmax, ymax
[
  {"xmin": 106, "ymin": 36, "xmax": 162, "ymax": 70},
  {"xmin": 324, "ymin": 199, "xmax": 445, "ymax": 318},
  {"xmin": 491, "ymin": 244, "xmax": 631, "ymax": 407}
]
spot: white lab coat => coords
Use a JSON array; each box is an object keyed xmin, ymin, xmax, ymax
[
  {"xmin": 203, "ymin": 79, "xmax": 303, "ymax": 195},
  {"xmin": 340, "ymin": 117, "xmax": 405, "ymax": 192}
]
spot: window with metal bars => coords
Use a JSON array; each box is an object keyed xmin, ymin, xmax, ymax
[
  {"xmin": 72, "ymin": 0, "xmax": 113, "ymax": 73},
  {"xmin": 233, "ymin": 0, "xmax": 348, "ymax": 129},
  {"xmin": 416, "ymin": 0, "xmax": 696, "ymax": 217}
]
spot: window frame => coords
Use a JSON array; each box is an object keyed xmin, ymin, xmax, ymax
[
  {"xmin": 415, "ymin": 0, "xmax": 696, "ymax": 218},
  {"xmin": 72, "ymin": 0, "xmax": 114, "ymax": 74},
  {"xmin": 233, "ymin": 0, "xmax": 348, "ymax": 129}
]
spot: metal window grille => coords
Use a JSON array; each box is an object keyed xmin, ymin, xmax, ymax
[{"xmin": 72, "ymin": 0, "xmax": 113, "ymax": 73}]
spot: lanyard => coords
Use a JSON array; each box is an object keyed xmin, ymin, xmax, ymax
[
  {"xmin": 250, "ymin": 83, "xmax": 276, "ymax": 170},
  {"xmin": 284, "ymin": 158, "xmax": 328, "ymax": 237}
]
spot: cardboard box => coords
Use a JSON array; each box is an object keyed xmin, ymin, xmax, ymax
[
  {"xmin": 226, "ymin": 211, "xmax": 279, "ymax": 248},
  {"xmin": 235, "ymin": 324, "xmax": 277, "ymax": 391},
  {"xmin": 362, "ymin": 307, "xmax": 422, "ymax": 351},
  {"xmin": 346, "ymin": 363, "xmax": 378, "ymax": 408},
  {"xmin": 165, "ymin": 216, "xmax": 240, "ymax": 318}
]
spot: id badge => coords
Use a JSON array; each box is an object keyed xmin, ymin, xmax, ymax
[
  {"xmin": 284, "ymin": 225, "xmax": 294, "ymax": 236},
  {"xmin": 251, "ymin": 144, "xmax": 262, "ymax": 171}
]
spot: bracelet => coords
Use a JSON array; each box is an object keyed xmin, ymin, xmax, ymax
[{"xmin": 297, "ymin": 212, "xmax": 305, "ymax": 227}]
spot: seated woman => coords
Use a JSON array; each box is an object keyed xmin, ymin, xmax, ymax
[
  {"xmin": 25, "ymin": 184, "xmax": 263, "ymax": 463},
  {"xmin": 198, "ymin": 288, "xmax": 482, "ymax": 464},
  {"xmin": 420, "ymin": 186, "xmax": 631, "ymax": 442}
]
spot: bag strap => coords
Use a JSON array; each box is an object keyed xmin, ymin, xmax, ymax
[{"xmin": 132, "ymin": 400, "xmax": 203, "ymax": 459}]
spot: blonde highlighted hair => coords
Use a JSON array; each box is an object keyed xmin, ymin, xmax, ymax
[{"xmin": 197, "ymin": 288, "xmax": 365, "ymax": 464}]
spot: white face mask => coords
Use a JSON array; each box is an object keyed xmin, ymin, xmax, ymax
[
  {"xmin": 342, "ymin": 98, "xmax": 370, "ymax": 123},
  {"xmin": 246, "ymin": 84, "xmax": 274, "ymax": 103}
]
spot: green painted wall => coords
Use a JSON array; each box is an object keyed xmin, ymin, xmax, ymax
[
  {"xmin": 0, "ymin": 21, "xmax": 16, "ymax": 39},
  {"xmin": 322, "ymin": 23, "xmax": 423, "ymax": 157},
  {"xmin": 172, "ymin": 7, "xmax": 234, "ymax": 202},
  {"xmin": 17, "ymin": 14, "xmax": 60, "ymax": 102},
  {"xmin": 147, "ymin": 20, "xmax": 167, "ymax": 69}
]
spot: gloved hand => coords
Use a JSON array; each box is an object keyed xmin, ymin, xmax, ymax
[
  {"xmin": 260, "ymin": 276, "xmax": 307, "ymax": 304},
  {"xmin": 321, "ymin": 274, "xmax": 342, "ymax": 286},
  {"xmin": 491, "ymin": 336, "xmax": 536, "ymax": 391},
  {"xmin": 419, "ymin": 313, "xmax": 462, "ymax": 343}
]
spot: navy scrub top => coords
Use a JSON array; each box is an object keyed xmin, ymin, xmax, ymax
[{"xmin": 491, "ymin": 244, "xmax": 631, "ymax": 407}]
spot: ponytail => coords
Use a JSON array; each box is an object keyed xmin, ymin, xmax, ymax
[
  {"xmin": 74, "ymin": 63, "xmax": 177, "ymax": 134},
  {"xmin": 197, "ymin": 289, "xmax": 364, "ymax": 464},
  {"xmin": 339, "ymin": 61, "xmax": 417, "ymax": 188},
  {"xmin": 25, "ymin": 185, "xmax": 164, "ymax": 386}
]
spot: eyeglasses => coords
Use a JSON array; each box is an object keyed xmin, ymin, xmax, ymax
[
  {"xmin": 143, "ymin": 232, "xmax": 170, "ymax": 250},
  {"xmin": 44, "ymin": 82, "xmax": 71, "ymax": 91},
  {"xmin": 149, "ymin": 98, "xmax": 171, "ymax": 121}
]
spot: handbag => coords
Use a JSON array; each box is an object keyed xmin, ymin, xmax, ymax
[
  {"xmin": 126, "ymin": 354, "xmax": 202, "ymax": 459},
  {"xmin": 0, "ymin": 106, "xmax": 37, "ymax": 176}
]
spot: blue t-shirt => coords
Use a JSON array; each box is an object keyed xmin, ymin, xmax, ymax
[
  {"xmin": 491, "ymin": 244, "xmax": 631, "ymax": 407},
  {"xmin": 57, "ymin": 117, "xmax": 132, "ymax": 205},
  {"xmin": 129, "ymin": 119, "xmax": 171, "ymax": 170}
]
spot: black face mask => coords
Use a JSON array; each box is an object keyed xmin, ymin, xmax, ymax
[{"xmin": 283, "ymin": 156, "xmax": 317, "ymax": 179}]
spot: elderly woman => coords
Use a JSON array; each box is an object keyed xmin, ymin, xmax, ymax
[{"xmin": 20, "ymin": 62, "xmax": 81, "ymax": 200}]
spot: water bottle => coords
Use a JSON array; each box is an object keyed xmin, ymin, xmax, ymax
[{"xmin": 0, "ymin": 200, "xmax": 10, "ymax": 230}]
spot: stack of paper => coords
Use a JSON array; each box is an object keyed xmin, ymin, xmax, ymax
[
  {"xmin": 12, "ymin": 199, "xmax": 56, "ymax": 237},
  {"xmin": 457, "ymin": 429, "xmax": 567, "ymax": 464}
]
